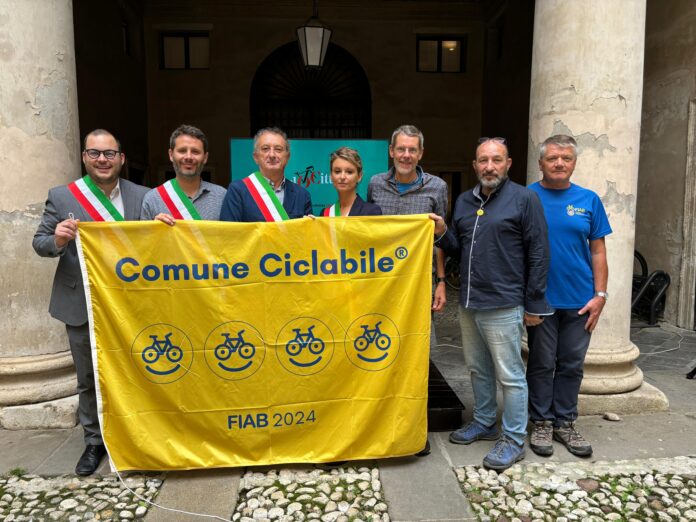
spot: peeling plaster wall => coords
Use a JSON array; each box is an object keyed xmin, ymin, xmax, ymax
[
  {"xmin": 0, "ymin": 0, "xmax": 80, "ymax": 358},
  {"xmin": 636, "ymin": 0, "xmax": 696, "ymax": 324},
  {"xmin": 527, "ymin": 0, "xmax": 646, "ymax": 351}
]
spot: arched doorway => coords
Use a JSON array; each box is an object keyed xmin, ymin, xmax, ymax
[{"xmin": 250, "ymin": 42, "xmax": 371, "ymax": 139}]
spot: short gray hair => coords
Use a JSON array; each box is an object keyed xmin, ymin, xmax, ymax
[
  {"xmin": 539, "ymin": 134, "xmax": 577, "ymax": 159},
  {"xmin": 253, "ymin": 127, "xmax": 289, "ymax": 152},
  {"xmin": 390, "ymin": 124, "xmax": 424, "ymax": 149}
]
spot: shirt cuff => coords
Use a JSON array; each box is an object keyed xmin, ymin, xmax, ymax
[
  {"xmin": 525, "ymin": 298, "xmax": 554, "ymax": 316},
  {"xmin": 434, "ymin": 224, "xmax": 448, "ymax": 244}
]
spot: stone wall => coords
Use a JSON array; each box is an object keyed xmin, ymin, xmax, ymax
[
  {"xmin": 636, "ymin": 0, "xmax": 696, "ymax": 328},
  {"xmin": 141, "ymin": 0, "xmax": 486, "ymax": 187}
]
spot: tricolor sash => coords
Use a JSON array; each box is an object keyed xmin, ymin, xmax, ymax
[
  {"xmin": 67, "ymin": 176, "xmax": 124, "ymax": 222},
  {"xmin": 321, "ymin": 203, "xmax": 339, "ymax": 217},
  {"xmin": 156, "ymin": 179, "xmax": 202, "ymax": 220},
  {"xmin": 242, "ymin": 172, "xmax": 289, "ymax": 222}
]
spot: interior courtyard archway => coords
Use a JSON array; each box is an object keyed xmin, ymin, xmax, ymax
[{"xmin": 250, "ymin": 42, "xmax": 372, "ymax": 139}]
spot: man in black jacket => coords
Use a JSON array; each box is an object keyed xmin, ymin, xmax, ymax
[{"xmin": 431, "ymin": 137, "xmax": 551, "ymax": 470}]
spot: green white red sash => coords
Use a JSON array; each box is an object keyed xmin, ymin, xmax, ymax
[
  {"xmin": 156, "ymin": 179, "xmax": 202, "ymax": 220},
  {"xmin": 322, "ymin": 203, "xmax": 339, "ymax": 217},
  {"xmin": 242, "ymin": 172, "xmax": 289, "ymax": 222},
  {"xmin": 67, "ymin": 176, "xmax": 124, "ymax": 222}
]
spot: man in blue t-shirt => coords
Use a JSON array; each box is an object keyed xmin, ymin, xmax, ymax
[{"xmin": 526, "ymin": 134, "xmax": 612, "ymax": 458}]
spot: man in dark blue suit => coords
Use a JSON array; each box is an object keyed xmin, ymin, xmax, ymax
[{"xmin": 220, "ymin": 127, "xmax": 312, "ymax": 222}]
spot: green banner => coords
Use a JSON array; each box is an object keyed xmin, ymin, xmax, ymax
[{"xmin": 230, "ymin": 139, "xmax": 389, "ymax": 215}]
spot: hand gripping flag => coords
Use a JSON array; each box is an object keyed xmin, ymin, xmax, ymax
[{"xmin": 76, "ymin": 216, "xmax": 433, "ymax": 470}]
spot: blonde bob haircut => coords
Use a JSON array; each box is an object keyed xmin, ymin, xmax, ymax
[{"xmin": 329, "ymin": 146, "xmax": 363, "ymax": 175}]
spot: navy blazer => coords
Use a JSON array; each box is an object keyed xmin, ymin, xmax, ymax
[
  {"xmin": 220, "ymin": 177, "xmax": 313, "ymax": 222},
  {"xmin": 322, "ymin": 194, "xmax": 383, "ymax": 216}
]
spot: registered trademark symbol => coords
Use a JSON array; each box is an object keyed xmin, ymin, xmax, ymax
[{"xmin": 395, "ymin": 247, "xmax": 408, "ymax": 260}]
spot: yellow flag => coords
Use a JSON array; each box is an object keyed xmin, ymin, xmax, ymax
[{"xmin": 76, "ymin": 216, "xmax": 433, "ymax": 470}]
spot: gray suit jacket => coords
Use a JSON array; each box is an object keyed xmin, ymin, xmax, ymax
[{"xmin": 33, "ymin": 178, "xmax": 149, "ymax": 326}]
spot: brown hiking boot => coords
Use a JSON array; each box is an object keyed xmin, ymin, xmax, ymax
[
  {"xmin": 553, "ymin": 421, "xmax": 593, "ymax": 457},
  {"xmin": 530, "ymin": 420, "xmax": 554, "ymax": 456}
]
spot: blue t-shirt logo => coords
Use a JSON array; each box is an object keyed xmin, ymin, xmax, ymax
[{"xmin": 566, "ymin": 204, "xmax": 587, "ymax": 217}]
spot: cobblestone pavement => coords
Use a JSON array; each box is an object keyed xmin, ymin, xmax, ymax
[
  {"xmin": 0, "ymin": 473, "xmax": 163, "ymax": 521},
  {"xmin": 232, "ymin": 465, "xmax": 389, "ymax": 522},
  {"xmin": 456, "ymin": 456, "xmax": 696, "ymax": 522}
]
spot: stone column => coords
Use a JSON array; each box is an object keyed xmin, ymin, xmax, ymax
[
  {"xmin": 0, "ymin": 0, "xmax": 81, "ymax": 428},
  {"xmin": 526, "ymin": 0, "xmax": 668, "ymax": 413}
]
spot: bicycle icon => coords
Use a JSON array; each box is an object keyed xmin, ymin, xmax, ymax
[
  {"xmin": 214, "ymin": 331, "xmax": 256, "ymax": 372},
  {"xmin": 215, "ymin": 331, "xmax": 256, "ymax": 360},
  {"xmin": 285, "ymin": 325, "xmax": 325, "ymax": 367},
  {"xmin": 141, "ymin": 333, "xmax": 183, "ymax": 375},
  {"xmin": 142, "ymin": 333, "xmax": 183, "ymax": 364},
  {"xmin": 354, "ymin": 322, "xmax": 392, "ymax": 363}
]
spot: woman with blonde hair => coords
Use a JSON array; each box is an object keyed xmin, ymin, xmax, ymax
[{"xmin": 321, "ymin": 147, "xmax": 382, "ymax": 216}]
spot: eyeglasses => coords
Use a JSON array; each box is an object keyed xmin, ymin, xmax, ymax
[
  {"xmin": 84, "ymin": 149, "xmax": 120, "ymax": 160},
  {"xmin": 477, "ymin": 137, "xmax": 507, "ymax": 145},
  {"xmin": 393, "ymin": 146, "xmax": 421, "ymax": 155}
]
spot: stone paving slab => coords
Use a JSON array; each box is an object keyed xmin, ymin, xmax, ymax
[
  {"xmin": 144, "ymin": 468, "xmax": 242, "ymax": 521},
  {"xmin": 379, "ymin": 435, "xmax": 475, "ymax": 522},
  {"xmin": 0, "ymin": 428, "xmax": 73, "ymax": 474},
  {"xmin": 34, "ymin": 427, "xmax": 111, "ymax": 476},
  {"xmin": 442, "ymin": 411, "xmax": 696, "ymax": 469}
]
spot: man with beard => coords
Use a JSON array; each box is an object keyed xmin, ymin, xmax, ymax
[
  {"xmin": 430, "ymin": 137, "xmax": 551, "ymax": 470},
  {"xmin": 33, "ymin": 129, "xmax": 149, "ymax": 475},
  {"xmin": 141, "ymin": 124, "xmax": 226, "ymax": 222}
]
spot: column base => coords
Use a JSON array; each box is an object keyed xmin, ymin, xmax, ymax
[
  {"xmin": 0, "ymin": 352, "xmax": 77, "ymax": 406},
  {"xmin": 578, "ymin": 381, "xmax": 669, "ymax": 415},
  {"xmin": 0, "ymin": 394, "xmax": 78, "ymax": 429}
]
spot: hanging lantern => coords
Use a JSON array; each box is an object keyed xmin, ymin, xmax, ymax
[{"xmin": 297, "ymin": 0, "xmax": 332, "ymax": 68}]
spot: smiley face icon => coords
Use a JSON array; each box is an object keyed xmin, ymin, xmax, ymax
[
  {"xmin": 204, "ymin": 321, "xmax": 265, "ymax": 381},
  {"xmin": 276, "ymin": 317, "xmax": 334, "ymax": 376},
  {"xmin": 345, "ymin": 314, "xmax": 400, "ymax": 371},
  {"xmin": 131, "ymin": 324, "xmax": 193, "ymax": 384}
]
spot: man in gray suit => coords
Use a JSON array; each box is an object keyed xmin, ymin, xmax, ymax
[{"xmin": 33, "ymin": 129, "xmax": 148, "ymax": 475}]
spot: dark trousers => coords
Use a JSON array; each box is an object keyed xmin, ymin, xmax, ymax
[
  {"xmin": 66, "ymin": 323, "xmax": 102, "ymax": 445},
  {"xmin": 526, "ymin": 309, "xmax": 591, "ymax": 423}
]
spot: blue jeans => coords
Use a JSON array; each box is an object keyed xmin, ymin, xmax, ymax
[{"xmin": 458, "ymin": 306, "xmax": 528, "ymax": 446}]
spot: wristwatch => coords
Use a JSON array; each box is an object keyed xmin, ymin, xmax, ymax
[
  {"xmin": 436, "ymin": 277, "xmax": 446, "ymax": 284},
  {"xmin": 595, "ymin": 291, "xmax": 609, "ymax": 300}
]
